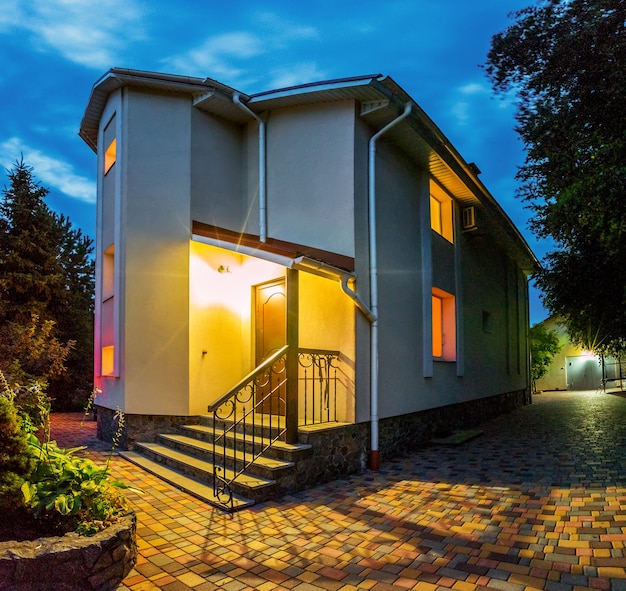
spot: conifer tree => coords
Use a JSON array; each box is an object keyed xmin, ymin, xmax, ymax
[
  {"xmin": 0, "ymin": 159, "xmax": 94, "ymax": 408},
  {"xmin": 0, "ymin": 159, "xmax": 63, "ymax": 322}
]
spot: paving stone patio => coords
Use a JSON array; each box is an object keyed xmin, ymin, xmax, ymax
[{"xmin": 50, "ymin": 388, "xmax": 626, "ymax": 590}]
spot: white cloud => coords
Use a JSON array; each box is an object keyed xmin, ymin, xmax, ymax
[
  {"xmin": 255, "ymin": 12, "xmax": 319, "ymax": 43},
  {"xmin": 459, "ymin": 82, "xmax": 490, "ymax": 96},
  {"xmin": 163, "ymin": 13, "xmax": 320, "ymax": 85},
  {"xmin": 0, "ymin": 138, "xmax": 96, "ymax": 204},
  {"xmin": 269, "ymin": 63, "xmax": 327, "ymax": 90},
  {"xmin": 0, "ymin": 0, "xmax": 145, "ymax": 69},
  {"xmin": 451, "ymin": 100, "xmax": 471, "ymax": 125},
  {"xmin": 0, "ymin": 1, "xmax": 21, "ymax": 29},
  {"xmin": 163, "ymin": 32, "xmax": 264, "ymax": 79},
  {"xmin": 450, "ymin": 80, "xmax": 500, "ymax": 126}
]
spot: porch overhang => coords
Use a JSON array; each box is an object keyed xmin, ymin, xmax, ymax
[{"xmin": 191, "ymin": 222, "xmax": 355, "ymax": 282}]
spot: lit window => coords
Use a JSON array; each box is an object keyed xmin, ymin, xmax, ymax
[
  {"xmin": 101, "ymin": 244, "xmax": 115, "ymax": 376},
  {"xmin": 432, "ymin": 287, "xmax": 456, "ymax": 360},
  {"xmin": 101, "ymin": 345, "xmax": 115, "ymax": 376},
  {"xmin": 430, "ymin": 195, "xmax": 442, "ymax": 235},
  {"xmin": 104, "ymin": 138, "xmax": 117, "ymax": 175},
  {"xmin": 430, "ymin": 182, "xmax": 454, "ymax": 243}
]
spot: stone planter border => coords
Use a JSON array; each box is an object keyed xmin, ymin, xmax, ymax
[{"xmin": 0, "ymin": 512, "xmax": 137, "ymax": 591}]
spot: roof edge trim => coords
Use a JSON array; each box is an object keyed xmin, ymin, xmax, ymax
[{"xmin": 249, "ymin": 73, "xmax": 382, "ymax": 103}]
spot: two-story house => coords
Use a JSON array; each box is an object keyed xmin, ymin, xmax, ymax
[{"xmin": 80, "ymin": 68, "xmax": 538, "ymax": 510}]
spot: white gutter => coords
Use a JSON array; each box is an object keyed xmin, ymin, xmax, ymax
[
  {"xmin": 292, "ymin": 257, "xmax": 376, "ymax": 322},
  {"xmin": 233, "ymin": 93, "xmax": 267, "ymax": 243},
  {"xmin": 367, "ymin": 101, "xmax": 413, "ymax": 471},
  {"xmin": 192, "ymin": 234, "xmax": 293, "ymax": 267},
  {"xmin": 340, "ymin": 275, "xmax": 376, "ymax": 324}
]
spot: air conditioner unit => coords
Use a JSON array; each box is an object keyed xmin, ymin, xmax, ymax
[{"xmin": 462, "ymin": 207, "xmax": 477, "ymax": 230}]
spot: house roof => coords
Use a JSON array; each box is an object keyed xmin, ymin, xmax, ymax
[{"xmin": 79, "ymin": 68, "xmax": 539, "ymax": 273}]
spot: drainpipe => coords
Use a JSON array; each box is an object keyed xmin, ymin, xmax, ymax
[
  {"xmin": 233, "ymin": 93, "xmax": 267, "ymax": 242},
  {"xmin": 340, "ymin": 275, "xmax": 376, "ymax": 324},
  {"xmin": 368, "ymin": 102, "xmax": 412, "ymax": 471}
]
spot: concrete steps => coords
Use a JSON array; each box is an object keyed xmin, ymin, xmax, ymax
[
  {"xmin": 119, "ymin": 450, "xmax": 255, "ymax": 511},
  {"xmin": 119, "ymin": 415, "xmax": 314, "ymax": 511}
]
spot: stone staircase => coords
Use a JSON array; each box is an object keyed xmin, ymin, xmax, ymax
[{"xmin": 119, "ymin": 416, "xmax": 313, "ymax": 511}]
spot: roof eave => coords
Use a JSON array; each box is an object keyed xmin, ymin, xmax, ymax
[{"xmin": 79, "ymin": 68, "xmax": 247, "ymax": 151}]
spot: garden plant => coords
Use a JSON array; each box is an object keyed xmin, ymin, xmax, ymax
[{"xmin": 0, "ymin": 371, "xmax": 135, "ymax": 541}]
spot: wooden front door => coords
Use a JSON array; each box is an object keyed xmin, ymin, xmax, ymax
[{"xmin": 255, "ymin": 278, "xmax": 286, "ymax": 415}]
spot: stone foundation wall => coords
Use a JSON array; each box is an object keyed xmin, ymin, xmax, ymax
[
  {"xmin": 293, "ymin": 423, "xmax": 369, "ymax": 490},
  {"xmin": 378, "ymin": 388, "xmax": 528, "ymax": 461},
  {"xmin": 96, "ymin": 387, "xmax": 528, "ymax": 472},
  {"xmin": 96, "ymin": 407, "xmax": 200, "ymax": 450},
  {"xmin": 287, "ymin": 388, "xmax": 529, "ymax": 489},
  {"xmin": 0, "ymin": 513, "xmax": 137, "ymax": 591}
]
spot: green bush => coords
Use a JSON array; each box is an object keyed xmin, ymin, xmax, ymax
[
  {"xmin": 0, "ymin": 394, "xmax": 36, "ymax": 512},
  {"xmin": 21, "ymin": 435, "xmax": 134, "ymax": 536},
  {"xmin": 0, "ymin": 369, "xmax": 137, "ymax": 538}
]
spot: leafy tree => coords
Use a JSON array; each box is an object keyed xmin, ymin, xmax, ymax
[
  {"xmin": 0, "ymin": 393, "xmax": 36, "ymax": 513},
  {"xmin": 0, "ymin": 315, "xmax": 73, "ymax": 384},
  {"xmin": 48, "ymin": 214, "xmax": 95, "ymax": 407},
  {"xmin": 529, "ymin": 323, "xmax": 562, "ymax": 392},
  {"xmin": 0, "ymin": 159, "xmax": 94, "ymax": 408},
  {"xmin": 485, "ymin": 0, "xmax": 626, "ymax": 355}
]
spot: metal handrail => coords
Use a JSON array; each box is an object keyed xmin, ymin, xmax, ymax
[
  {"xmin": 209, "ymin": 346, "xmax": 289, "ymax": 512},
  {"xmin": 298, "ymin": 349, "xmax": 340, "ymax": 425},
  {"xmin": 208, "ymin": 345, "xmax": 289, "ymax": 412},
  {"xmin": 208, "ymin": 345, "xmax": 341, "ymax": 511}
]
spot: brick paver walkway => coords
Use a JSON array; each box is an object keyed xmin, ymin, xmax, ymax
[{"xmin": 50, "ymin": 389, "xmax": 626, "ymax": 591}]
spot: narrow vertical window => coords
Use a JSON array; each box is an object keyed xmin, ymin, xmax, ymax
[
  {"xmin": 432, "ymin": 287, "xmax": 456, "ymax": 361},
  {"xmin": 103, "ymin": 114, "xmax": 117, "ymax": 175},
  {"xmin": 101, "ymin": 244, "xmax": 115, "ymax": 376},
  {"xmin": 432, "ymin": 294, "xmax": 443, "ymax": 358},
  {"xmin": 104, "ymin": 138, "xmax": 117, "ymax": 174}
]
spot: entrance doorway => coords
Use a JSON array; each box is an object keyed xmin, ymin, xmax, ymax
[{"xmin": 254, "ymin": 278, "xmax": 286, "ymax": 415}]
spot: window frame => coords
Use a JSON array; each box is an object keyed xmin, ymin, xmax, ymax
[
  {"xmin": 432, "ymin": 287, "xmax": 456, "ymax": 361},
  {"xmin": 104, "ymin": 137, "xmax": 117, "ymax": 175},
  {"xmin": 430, "ymin": 182, "xmax": 454, "ymax": 243}
]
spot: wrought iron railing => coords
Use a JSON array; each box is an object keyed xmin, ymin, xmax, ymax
[
  {"xmin": 207, "ymin": 345, "xmax": 288, "ymax": 512},
  {"xmin": 208, "ymin": 346, "xmax": 342, "ymax": 512},
  {"xmin": 298, "ymin": 348, "xmax": 340, "ymax": 426}
]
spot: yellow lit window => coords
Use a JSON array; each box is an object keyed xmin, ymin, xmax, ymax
[
  {"xmin": 432, "ymin": 294, "xmax": 443, "ymax": 358},
  {"xmin": 101, "ymin": 244, "xmax": 115, "ymax": 376},
  {"xmin": 432, "ymin": 287, "xmax": 456, "ymax": 361},
  {"xmin": 430, "ymin": 195, "xmax": 442, "ymax": 235},
  {"xmin": 104, "ymin": 138, "xmax": 116, "ymax": 175},
  {"xmin": 101, "ymin": 345, "xmax": 115, "ymax": 376},
  {"xmin": 430, "ymin": 182, "xmax": 454, "ymax": 243}
]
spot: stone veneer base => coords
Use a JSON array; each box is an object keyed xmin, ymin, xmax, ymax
[
  {"xmin": 96, "ymin": 389, "xmax": 528, "ymax": 490},
  {"xmin": 288, "ymin": 388, "xmax": 528, "ymax": 491},
  {"xmin": 96, "ymin": 408, "xmax": 201, "ymax": 450},
  {"xmin": 0, "ymin": 513, "xmax": 137, "ymax": 591}
]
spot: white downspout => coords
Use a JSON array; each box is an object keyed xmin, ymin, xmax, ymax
[
  {"xmin": 233, "ymin": 93, "xmax": 267, "ymax": 242},
  {"xmin": 368, "ymin": 101, "xmax": 412, "ymax": 471},
  {"xmin": 340, "ymin": 275, "xmax": 376, "ymax": 323}
]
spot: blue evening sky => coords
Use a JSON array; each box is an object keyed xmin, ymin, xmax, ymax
[{"xmin": 0, "ymin": 0, "xmax": 550, "ymax": 323}]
